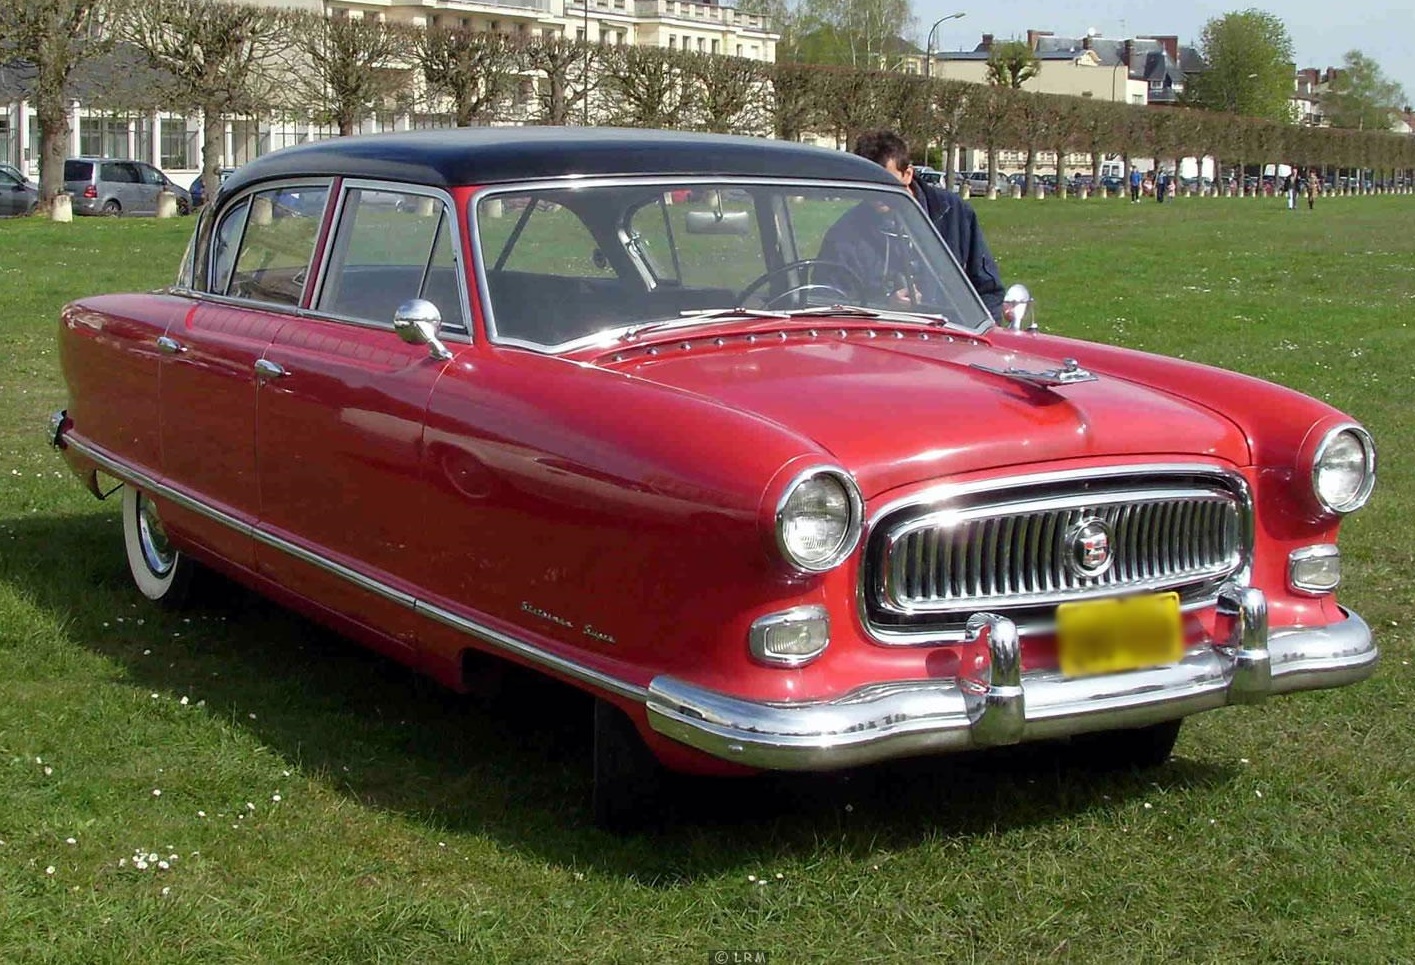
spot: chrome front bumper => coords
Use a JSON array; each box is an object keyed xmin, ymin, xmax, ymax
[{"xmin": 646, "ymin": 586, "xmax": 1377, "ymax": 771}]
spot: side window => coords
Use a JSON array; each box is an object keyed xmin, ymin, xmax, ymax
[
  {"xmin": 483, "ymin": 196, "xmax": 614, "ymax": 279},
  {"xmin": 0, "ymin": 171, "xmax": 17, "ymax": 188},
  {"xmin": 100, "ymin": 162, "xmax": 133, "ymax": 184},
  {"xmin": 138, "ymin": 164, "xmax": 166, "ymax": 187},
  {"xmin": 227, "ymin": 185, "xmax": 329, "ymax": 307},
  {"xmin": 211, "ymin": 198, "xmax": 250, "ymax": 295},
  {"xmin": 317, "ymin": 188, "xmax": 465, "ymax": 330}
]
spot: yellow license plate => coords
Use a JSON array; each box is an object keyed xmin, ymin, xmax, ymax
[{"xmin": 1056, "ymin": 592, "xmax": 1184, "ymax": 678}]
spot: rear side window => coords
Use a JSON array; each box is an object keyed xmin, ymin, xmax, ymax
[
  {"xmin": 225, "ymin": 185, "xmax": 329, "ymax": 307},
  {"xmin": 317, "ymin": 188, "xmax": 465, "ymax": 330},
  {"xmin": 100, "ymin": 162, "xmax": 138, "ymax": 184},
  {"xmin": 64, "ymin": 160, "xmax": 93, "ymax": 182}
]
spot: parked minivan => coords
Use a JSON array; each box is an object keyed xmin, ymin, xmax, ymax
[{"xmin": 63, "ymin": 158, "xmax": 191, "ymax": 217}]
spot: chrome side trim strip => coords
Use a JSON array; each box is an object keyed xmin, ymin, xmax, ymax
[
  {"xmin": 61, "ymin": 434, "xmax": 645, "ymax": 702},
  {"xmin": 67, "ymin": 436, "xmax": 254, "ymax": 538}
]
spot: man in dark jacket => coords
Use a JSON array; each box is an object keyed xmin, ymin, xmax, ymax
[{"xmin": 826, "ymin": 130, "xmax": 1006, "ymax": 320}]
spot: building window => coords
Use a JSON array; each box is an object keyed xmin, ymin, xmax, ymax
[
  {"xmin": 577, "ymin": 26, "xmax": 586, "ymax": 41},
  {"xmin": 711, "ymin": 38, "xmax": 719, "ymax": 54},
  {"xmin": 79, "ymin": 115, "xmax": 133, "ymax": 159},
  {"xmin": 159, "ymin": 120, "xmax": 194, "ymax": 169},
  {"xmin": 697, "ymin": 37, "xmax": 704, "ymax": 51},
  {"xmin": 750, "ymin": 45, "xmax": 758, "ymax": 57},
  {"xmin": 668, "ymin": 34, "xmax": 676, "ymax": 48},
  {"xmin": 736, "ymin": 43, "xmax": 742, "ymax": 56}
]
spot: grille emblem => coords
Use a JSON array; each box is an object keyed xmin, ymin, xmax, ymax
[{"xmin": 1066, "ymin": 517, "xmax": 1115, "ymax": 579}]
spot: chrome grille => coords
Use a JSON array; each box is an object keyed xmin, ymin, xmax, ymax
[{"xmin": 865, "ymin": 470, "xmax": 1251, "ymax": 639}]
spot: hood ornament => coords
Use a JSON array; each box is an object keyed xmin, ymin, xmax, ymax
[{"xmin": 971, "ymin": 357, "xmax": 1098, "ymax": 389}]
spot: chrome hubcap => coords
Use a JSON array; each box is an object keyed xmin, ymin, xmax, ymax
[{"xmin": 136, "ymin": 495, "xmax": 175, "ymax": 577}]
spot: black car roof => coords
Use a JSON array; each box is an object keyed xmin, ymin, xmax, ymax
[{"xmin": 219, "ymin": 127, "xmax": 897, "ymax": 200}]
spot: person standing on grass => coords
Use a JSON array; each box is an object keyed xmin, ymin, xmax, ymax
[
  {"xmin": 1286, "ymin": 169, "xmax": 1299, "ymax": 210},
  {"xmin": 1307, "ymin": 169, "xmax": 1318, "ymax": 210},
  {"xmin": 822, "ymin": 129, "xmax": 1007, "ymax": 320},
  {"xmin": 1130, "ymin": 166, "xmax": 1142, "ymax": 203}
]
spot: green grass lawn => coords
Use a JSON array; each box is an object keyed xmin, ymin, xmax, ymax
[{"xmin": 1, "ymin": 195, "xmax": 1413, "ymax": 963}]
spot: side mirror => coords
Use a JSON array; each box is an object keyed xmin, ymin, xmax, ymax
[
  {"xmin": 393, "ymin": 299, "xmax": 453, "ymax": 361},
  {"xmin": 1001, "ymin": 283, "xmax": 1035, "ymax": 331}
]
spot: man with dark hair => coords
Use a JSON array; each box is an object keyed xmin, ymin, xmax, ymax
[{"xmin": 821, "ymin": 129, "xmax": 1006, "ymax": 320}]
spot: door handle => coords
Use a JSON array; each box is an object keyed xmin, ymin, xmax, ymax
[
  {"xmin": 156, "ymin": 336, "xmax": 186, "ymax": 354},
  {"xmin": 254, "ymin": 359, "xmax": 288, "ymax": 379}
]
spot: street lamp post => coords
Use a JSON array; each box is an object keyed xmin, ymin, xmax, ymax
[
  {"xmin": 924, "ymin": 12, "xmax": 965, "ymax": 171},
  {"xmin": 924, "ymin": 11, "xmax": 965, "ymax": 79},
  {"xmin": 583, "ymin": 2, "xmax": 590, "ymax": 125}
]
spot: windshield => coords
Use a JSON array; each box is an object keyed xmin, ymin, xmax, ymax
[{"xmin": 472, "ymin": 180, "xmax": 992, "ymax": 350}]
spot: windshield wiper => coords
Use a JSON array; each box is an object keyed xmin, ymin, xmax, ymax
[
  {"xmin": 784, "ymin": 304, "xmax": 961, "ymax": 328},
  {"xmin": 618, "ymin": 307, "xmax": 789, "ymax": 341}
]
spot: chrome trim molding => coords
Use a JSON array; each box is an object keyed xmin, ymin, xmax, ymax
[
  {"xmin": 58, "ymin": 433, "xmax": 644, "ymax": 702},
  {"xmin": 646, "ymin": 592, "xmax": 1377, "ymax": 771}
]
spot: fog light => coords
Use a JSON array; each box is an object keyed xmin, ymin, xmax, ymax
[
  {"xmin": 1289, "ymin": 545, "xmax": 1340, "ymax": 594},
  {"xmin": 749, "ymin": 605, "xmax": 829, "ymax": 666}
]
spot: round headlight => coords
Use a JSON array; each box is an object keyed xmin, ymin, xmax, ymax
[
  {"xmin": 775, "ymin": 468, "xmax": 863, "ymax": 572},
  {"xmin": 1312, "ymin": 426, "xmax": 1375, "ymax": 514}
]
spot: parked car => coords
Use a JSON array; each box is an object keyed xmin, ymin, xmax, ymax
[
  {"xmin": 189, "ymin": 167, "xmax": 236, "ymax": 207},
  {"xmin": 51, "ymin": 128, "xmax": 1378, "ymax": 829},
  {"xmin": 63, "ymin": 157, "xmax": 191, "ymax": 216},
  {"xmin": 962, "ymin": 170, "xmax": 1010, "ymax": 194},
  {"xmin": 0, "ymin": 164, "xmax": 39, "ymax": 216},
  {"xmin": 913, "ymin": 165, "xmax": 943, "ymax": 186}
]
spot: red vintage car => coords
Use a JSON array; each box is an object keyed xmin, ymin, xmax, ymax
[{"xmin": 51, "ymin": 128, "xmax": 1377, "ymax": 829}]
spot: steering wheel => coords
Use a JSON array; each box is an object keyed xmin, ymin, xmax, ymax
[{"xmin": 735, "ymin": 259, "xmax": 865, "ymax": 310}]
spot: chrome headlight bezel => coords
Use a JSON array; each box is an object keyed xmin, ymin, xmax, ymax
[
  {"xmin": 1311, "ymin": 425, "xmax": 1376, "ymax": 515},
  {"xmin": 774, "ymin": 466, "xmax": 864, "ymax": 574}
]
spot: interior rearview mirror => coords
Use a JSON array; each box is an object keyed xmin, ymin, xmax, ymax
[{"xmin": 684, "ymin": 210, "xmax": 751, "ymax": 236}]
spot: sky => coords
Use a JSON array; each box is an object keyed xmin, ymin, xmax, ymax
[{"xmin": 916, "ymin": 0, "xmax": 1415, "ymax": 106}]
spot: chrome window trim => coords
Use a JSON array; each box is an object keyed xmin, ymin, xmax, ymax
[
  {"xmin": 1311, "ymin": 423, "xmax": 1376, "ymax": 515},
  {"xmin": 857, "ymin": 463, "xmax": 1255, "ymax": 645},
  {"xmin": 468, "ymin": 175, "xmax": 995, "ymax": 354},
  {"xmin": 310, "ymin": 179, "xmax": 473, "ymax": 338},
  {"xmin": 65, "ymin": 433, "xmax": 642, "ymax": 702},
  {"xmin": 205, "ymin": 177, "xmax": 334, "ymax": 308}
]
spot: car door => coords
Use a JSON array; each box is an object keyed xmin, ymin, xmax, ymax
[
  {"xmin": 158, "ymin": 185, "xmax": 327, "ymax": 569},
  {"xmin": 0, "ymin": 170, "xmax": 21, "ymax": 215},
  {"xmin": 136, "ymin": 162, "xmax": 167, "ymax": 213},
  {"xmin": 254, "ymin": 183, "xmax": 467, "ymax": 657}
]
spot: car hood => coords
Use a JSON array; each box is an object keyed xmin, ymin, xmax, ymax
[{"xmin": 598, "ymin": 326, "xmax": 1250, "ymax": 497}]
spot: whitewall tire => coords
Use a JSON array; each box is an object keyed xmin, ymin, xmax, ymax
[{"xmin": 121, "ymin": 486, "xmax": 197, "ymax": 606}]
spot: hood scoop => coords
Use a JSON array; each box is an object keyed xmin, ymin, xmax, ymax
[{"xmin": 971, "ymin": 357, "xmax": 1098, "ymax": 390}]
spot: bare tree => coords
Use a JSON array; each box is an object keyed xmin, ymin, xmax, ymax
[
  {"xmin": 600, "ymin": 46, "xmax": 695, "ymax": 130},
  {"xmin": 769, "ymin": 61, "xmax": 822, "ymax": 141},
  {"xmin": 284, "ymin": 11, "xmax": 413, "ymax": 137},
  {"xmin": 412, "ymin": 25, "xmax": 519, "ymax": 127},
  {"xmin": 523, "ymin": 35, "xmax": 603, "ymax": 126},
  {"xmin": 985, "ymin": 39, "xmax": 1040, "ymax": 89},
  {"xmin": 685, "ymin": 52, "xmax": 770, "ymax": 135},
  {"xmin": 0, "ymin": 0, "xmax": 117, "ymax": 209},
  {"xmin": 928, "ymin": 79, "xmax": 971, "ymax": 184},
  {"xmin": 119, "ymin": 0, "xmax": 284, "ymax": 206}
]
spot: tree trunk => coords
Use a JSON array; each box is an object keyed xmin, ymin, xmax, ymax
[
  {"xmin": 986, "ymin": 147, "xmax": 998, "ymax": 198},
  {"xmin": 339, "ymin": 116, "xmax": 355, "ymax": 137},
  {"xmin": 202, "ymin": 110, "xmax": 225, "ymax": 210},
  {"xmin": 943, "ymin": 139, "xmax": 957, "ymax": 188},
  {"xmin": 1024, "ymin": 148, "xmax": 1036, "ymax": 194},
  {"xmin": 36, "ymin": 100, "xmax": 71, "ymax": 214},
  {"xmin": 1054, "ymin": 143, "xmax": 1067, "ymax": 198}
]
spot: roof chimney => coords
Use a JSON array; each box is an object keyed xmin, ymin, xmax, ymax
[
  {"xmin": 1155, "ymin": 35, "xmax": 1178, "ymax": 61},
  {"xmin": 980, "ymin": 33, "xmax": 994, "ymax": 52},
  {"xmin": 1026, "ymin": 29, "xmax": 1052, "ymax": 51},
  {"xmin": 1122, "ymin": 39, "xmax": 1133, "ymax": 68}
]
